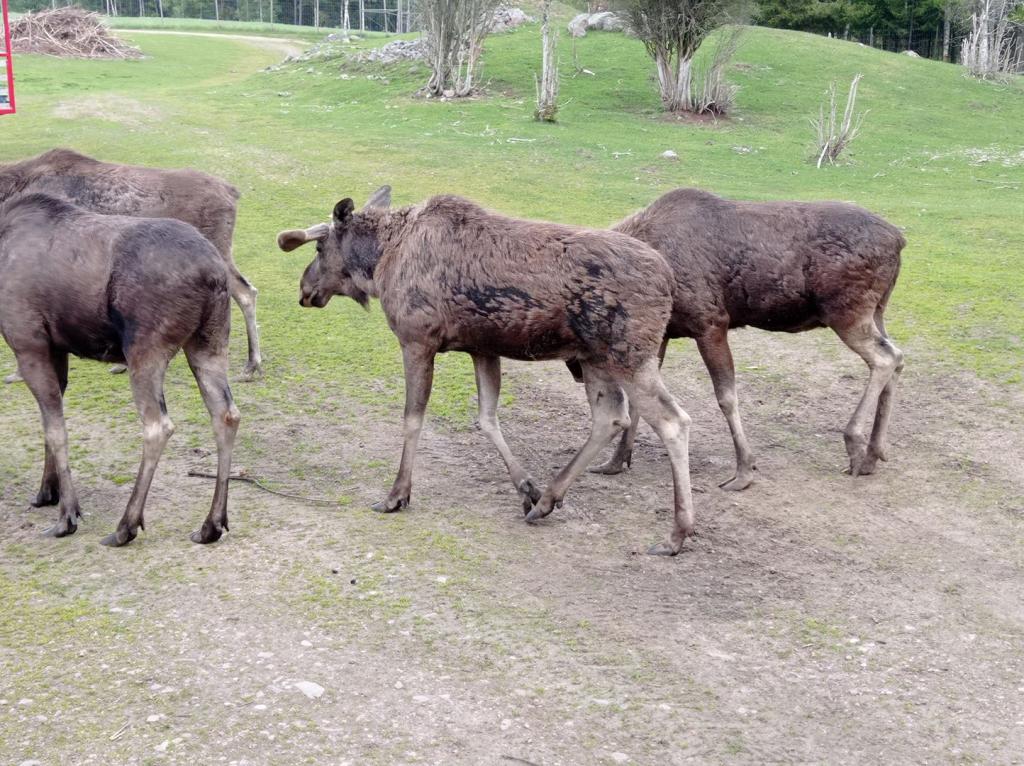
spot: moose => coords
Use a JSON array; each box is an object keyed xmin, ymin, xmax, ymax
[
  {"xmin": 0, "ymin": 193, "xmax": 241, "ymax": 546},
  {"xmin": 577, "ymin": 188, "xmax": 905, "ymax": 487},
  {"xmin": 0, "ymin": 148, "xmax": 264, "ymax": 380},
  {"xmin": 278, "ymin": 189, "xmax": 698, "ymax": 555}
]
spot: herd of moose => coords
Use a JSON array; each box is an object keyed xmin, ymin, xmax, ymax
[{"xmin": 0, "ymin": 148, "xmax": 905, "ymax": 554}]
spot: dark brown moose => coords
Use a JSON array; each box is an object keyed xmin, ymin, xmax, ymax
[
  {"xmin": 0, "ymin": 148, "xmax": 263, "ymax": 380},
  {"xmin": 279, "ymin": 189, "xmax": 697, "ymax": 555},
  {"xmin": 578, "ymin": 188, "xmax": 905, "ymax": 488},
  {"xmin": 0, "ymin": 193, "xmax": 241, "ymax": 546}
]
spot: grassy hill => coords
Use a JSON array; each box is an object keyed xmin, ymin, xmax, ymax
[{"xmin": 1, "ymin": 21, "xmax": 1022, "ymax": 429}]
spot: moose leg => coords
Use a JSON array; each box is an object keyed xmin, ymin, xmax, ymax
[
  {"xmin": 185, "ymin": 340, "xmax": 241, "ymax": 544},
  {"xmin": 589, "ymin": 337, "xmax": 668, "ymax": 475},
  {"xmin": 18, "ymin": 349, "xmax": 80, "ymax": 537},
  {"xmin": 226, "ymin": 265, "xmax": 262, "ymax": 380},
  {"xmin": 525, "ymin": 367, "xmax": 629, "ymax": 523},
  {"xmin": 372, "ymin": 344, "xmax": 435, "ymax": 513},
  {"xmin": 30, "ymin": 351, "xmax": 69, "ymax": 508},
  {"xmin": 621, "ymin": 358, "xmax": 695, "ymax": 556},
  {"xmin": 472, "ymin": 355, "xmax": 541, "ymax": 512},
  {"xmin": 695, "ymin": 326, "xmax": 756, "ymax": 491},
  {"xmin": 868, "ymin": 321, "xmax": 904, "ymax": 462},
  {"xmin": 101, "ymin": 356, "xmax": 174, "ymax": 547},
  {"xmin": 835, "ymin": 319, "xmax": 903, "ymax": 477}
]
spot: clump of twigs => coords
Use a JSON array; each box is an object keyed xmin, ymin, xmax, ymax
[
  {"xmin": 12, "ymin": 7, "xmax": 141, "ymax": 60},
  {"xmin": 811, "ymin": 73, "xmax": 866, "ymax": 168}
]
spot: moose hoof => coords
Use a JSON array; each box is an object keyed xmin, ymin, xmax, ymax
[
  {"xmin": 847, "ymin": 448, "xmax": 880, "ymax": 477},
  {"xmin": 524, "ymin": 500, "xmax": 555, "ymax": 524},
  {"xmin": 241, "ymin": 362, "xmax": 264, "ymax": 382},
  {"xmin": 108, "ymin": 364, "xmax": 128, "ymax": 375},
  {"xmin": 43, "ymin": 518, "xmax": 78, "ymax": 538},
  {"xmin": 718, "ymin": 471, "xmax": 755, "ymax": 492},
  {"xmin": 517, "ymin": 479, "xmax": 541, "ymax": 512},
  {"xmin": 589, "ymin": 459, "xmax": 627, "ymax": 476},
  {"xmin": 30, "ymin": 488, "xmax": 60, "ymax": 508},
  {"xmin": 372, "ymin": 497, "xmax": 408, "ymax": 513},
  {"xmin": 190, "ymin": 525, "xmax": 223, "ymax": 545},
  {"xmin": 100, "ymin": 528, "xmax": 137, "ymax": 547},
  {"xmin": 4, "ymin": 372, "xmax": 23, "ymax": 384},
  {"xmin": 646, "ymin": 540, "xmax": 681, "ymax": 556}
]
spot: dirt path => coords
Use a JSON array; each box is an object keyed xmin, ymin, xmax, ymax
[
  {"xmin": 1, "ymin": 330, "xmax": 1023, "ymax": 764},
  {"xmin": 123, "ymin": 29, "xmax": 309, "ymax": 59}
]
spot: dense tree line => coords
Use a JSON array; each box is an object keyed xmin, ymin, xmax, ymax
[
  {"xmin": 754, "ymin": 0, "xmax": 973, "ymax": 60},
  {"xmin": 9, "ymin": 0, "xmax": 411, "ymax": 31}
]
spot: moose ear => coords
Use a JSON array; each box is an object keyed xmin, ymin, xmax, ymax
[
  {"xmin": 364, "ymin": 185, "xmax": 392, "ymax": 210},
  {"xmin": 333, "ymin": 198, "xmax": 355, "ymax": 225}
]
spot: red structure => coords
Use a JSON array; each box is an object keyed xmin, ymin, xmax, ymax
[{"xmin": 1, "ymin": 0, "xmax": 15, "ymax": 115}]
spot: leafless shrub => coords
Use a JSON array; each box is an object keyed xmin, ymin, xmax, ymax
[
  {"xmin": 811, "ymin": 74, "xmax": 867, "ymax": 168},
  {"xmin": 691, "ymin": 26, "xmax": 743, "ymax": 115}
]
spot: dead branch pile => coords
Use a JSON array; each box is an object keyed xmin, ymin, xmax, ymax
[{"xmin": 11, "ymin": 7, "xmax": 142, "ymax": 60}]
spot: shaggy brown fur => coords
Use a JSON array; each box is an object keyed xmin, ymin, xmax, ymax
[
  {"xmin": 279, "ymin": 190, "xmax": 697, "ymax": 555},
  {"xmin": 0, "ymin": 148, "xmax": 263, "ymax": 379},
  {"xmin": 0, "ymin": 193, "xmax": 241, "ymax": 546},
  {"xmin": 582, "ymin": 187, "xmax": 905, "ymax": 486}
]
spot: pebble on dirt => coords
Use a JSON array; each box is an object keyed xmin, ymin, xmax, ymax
[{"xmin": 294, "ymin": 681, "xmax": 325, "ymax": 699}]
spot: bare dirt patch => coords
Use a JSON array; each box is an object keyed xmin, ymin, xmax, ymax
[
  {"xmin": 52, "ymin": 94, "xmax": 165, "ymax": 126},
  {"xmin": 1, "ymin": 329, "xmax": 1023, "ymax": 764}
]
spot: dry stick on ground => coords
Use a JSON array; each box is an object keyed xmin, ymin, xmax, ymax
[
  {"xmin": 811, "ymin": 73, "xmax": 866, "ymax": 168},
  {"xmin": 186, "ymin": 469, "xmax": 342, "ymax": 505}
]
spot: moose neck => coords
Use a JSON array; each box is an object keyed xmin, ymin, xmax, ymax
[{"xmin": 350, "ymin": 206, "xmax": 414, "ymax": 298}]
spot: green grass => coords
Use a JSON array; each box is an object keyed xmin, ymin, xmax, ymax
[{"xmin": 0, "ymin": 20, "xmax": 1022, "ymax": 453}]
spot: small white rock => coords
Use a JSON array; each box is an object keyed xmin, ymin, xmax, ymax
[
  {"xmin": 146, "ymin": 714, "xmax": 163, "ymax": 723},
  {"xmin": 661, "ymin": 150, "xmax": 679, "ymax": 160},
  {"xmin": 300, "ymin": 640, "xmax": 312, "ymax": 647},
  {"xmin": 294, "ymin": 681, "xmax": 325, "ymax": 700},
  {"xmin": 154, "ymin": 740, "xmax": 169, "ymax": 752}
]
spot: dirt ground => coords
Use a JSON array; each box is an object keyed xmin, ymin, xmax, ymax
[{"xmin": 1, "ymin": 328, "xmax": 1022, "ymax": 765}]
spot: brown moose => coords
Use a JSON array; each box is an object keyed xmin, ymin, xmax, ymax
[
  {"xmin": 0, "ymin": 148, "xmax": 263, "ymax": 380},
  {"xmin": 279, "ymin": 189, "xmax": 698, "ymax": 555},
  {"xmin": 577, "ymin": 188, "xmax": 906, "ymax": 487},
  {"xmin": 0, "ymin": 193, "xmax": 241, "ymax": 546}
]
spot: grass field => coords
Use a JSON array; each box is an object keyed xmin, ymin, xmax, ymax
[{"xmin": 1, "ymin": 17, "xmax": 1023, "ymax": 765}]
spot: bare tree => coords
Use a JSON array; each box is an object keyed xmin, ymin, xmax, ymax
[
  {"xmin": 962, "ymin": 0, "xmax": 1024, "ymax": 77},
  {"xmin": 422, "ymin": 0, "xmax": 502, "ymax": 97},
  {"xmin": 535, "ymin": 0, "xmax": 560, "ymax": 120},
  {"xmin": 811, "ymin": 74, "xmax": 866, "ymax": 168},
  {"xmin": 616, "ymin": 0, "xmax": 739, "ymax": 113}
]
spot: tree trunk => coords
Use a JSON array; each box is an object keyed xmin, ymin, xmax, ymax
[
  {"xmin": 535, "ymin": 0, "xmax": 559, "ymax": 121},
  {"xmin": 943, "ymin": 9, "xmax": 951, "ymax": 61}
]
